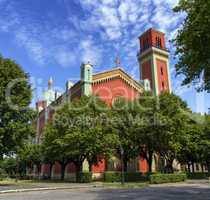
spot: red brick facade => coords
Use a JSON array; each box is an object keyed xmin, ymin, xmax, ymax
[{"xmin": 35, "ymin": 28, "xmax": 171, "ymax": 178}]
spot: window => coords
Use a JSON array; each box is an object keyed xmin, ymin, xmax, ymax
[
  {"xmin": 162, "ymin": 81, "xmax": 165, "ymax": 90},
  {"xmin": 87, "ymin": 69, "xmax": 90, "ymax": 81},
  {"xmin": 156, "ymin": 36, "xmax": 162, "ymax": 48},
  {"xmin": 161, "ymin": 67, "xmax": 164, "ymax": 75}
]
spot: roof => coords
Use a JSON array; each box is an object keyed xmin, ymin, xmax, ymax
[
  {"xmin": 37, "ymin": 67, "xmax": 144, "ymax": 114},
  {"xmin": 93, "ymin": 67, "xmax": 144, "ymax": 93}
]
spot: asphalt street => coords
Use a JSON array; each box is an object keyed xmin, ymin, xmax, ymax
[{"xmin": 0, "ymin": 185, "xmax": 210, "ymax": 200}]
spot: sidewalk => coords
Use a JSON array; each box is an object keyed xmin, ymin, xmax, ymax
[{"xmin": 0, "ymin": 181, "xmax": 102, "ymax": 194}]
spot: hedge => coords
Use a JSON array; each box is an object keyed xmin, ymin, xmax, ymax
[
  {"xmin": 104, "ymin": 171, "xmax": 149, "ymax": 182},
  {"xmin": 186, "ymin": 172, "xmax": 210, "ymax": 180},
  {"xmin": 149, "ymin": 173, "xmax": 187, "ymax": 184},
  {"xmin": 0, "ymin": 168, "xmax": 7, "ymax": 181},
  {"xmin": 77, "ymin": 172, "xmax": 92, "ymax": 183},
  {"xmin": 104, "ymin": 171, "xmax": 121, "ymax": 182}
]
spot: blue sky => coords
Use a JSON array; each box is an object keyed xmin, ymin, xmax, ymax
[{"xmin": 0, "ymin": 0, "xmax": 209, "ymax": 113}]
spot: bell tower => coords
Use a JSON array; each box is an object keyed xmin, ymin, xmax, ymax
[
  {"xmin": 81, "ymin": 62, "xmax": 93, "ymax": 96},
  {"xmin": 138, "ymin": 28, "xmax": 172, "ymax": 96}
]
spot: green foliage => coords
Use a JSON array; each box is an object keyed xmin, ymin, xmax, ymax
[
  {"xmin": 157, "ymin": 93, "xmax": 191, "ymax": 172},
  {"xmin": 77, "ymin": 172, "xmax": 92, "ymax": 183},
  {"xmin": 104, "ymin": 171, "xmax": 148, "ymax": 182},
  {"xmin": 0, "ymin": 157, "xmax": 17, "ymax": 177},
  {"xmin": 0, "ymin": 55, "xmax": 35, "ymax": 156},
  {"xmin": 149, "ymin": 173, "xmax": 187, "ymax": 184},
  {"xmin": 18, "ymin": 144, "xmax": 42, "ymax": 175},
  {"xmin": 111, "ymin": 98, "xmax": 142, "ymax": 171},
  {"xmin": 173, "ymin": 0, "xmax": 210, "ymax": 91},
  {"xmin": 104, "ymin": 171, "xmax": 122, "ymax": 182},
  {"xmin": 124, "ymin": 172, "xmax": 148, "ymax": 182},
  {"xmin": 0, "ymin": 168, "xmax": 7, "ymax": 180},
  {"xmin": 42, "ymin": 95, "xmax": 118, "ymax": 180},
  {"xmin": 186, "ymin": 172, "xmax": 210, "ymax": 180}
]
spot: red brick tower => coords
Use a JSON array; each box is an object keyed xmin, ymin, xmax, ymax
[{"xmin": 138, "ymin": 28, "xmax": 172, "ymax": 96}]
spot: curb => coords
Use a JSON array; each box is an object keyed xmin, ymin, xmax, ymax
[{"xmin": 0, "ymin": 185, "xmax": 101, "ymax": 194}]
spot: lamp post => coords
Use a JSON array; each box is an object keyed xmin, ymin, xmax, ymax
[{"xmin": 120, "ymin": 145, "xmax": 125, "ymax": 185}]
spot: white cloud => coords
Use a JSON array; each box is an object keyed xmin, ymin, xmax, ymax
[
  {"xmin": 0, "ymin": 0, "xmax": 184, "ymax": 73},
  {"xmin": 79, "ymin": 38, "xmax": 103, "ymax": 65},
  {"xmin": 54, "ymin": 48, "xmax": 76, "ymax": 67},
  {"xmin": 15, "ymin": 28, "xmax": 46, "ymax": 64}
]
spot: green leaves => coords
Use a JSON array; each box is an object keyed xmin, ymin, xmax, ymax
[
  {"xmin": 42, "ymin": 95, "xmax": 118, "ymax": 169},
  {"xmin": 0, "ymin": 55, "xmax": 34, "ymax": 155},
  {"xmin": 173, "ymin": 0, "xmax": 210, "ymax": 91}
]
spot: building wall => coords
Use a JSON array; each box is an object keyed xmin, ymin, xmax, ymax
[
  {"xmin": 156, "ymin": 58, "xmax": 170, "ymax": 93},
  {"xmin": 92, "ymin": 77, "xmax": 140, "ymax": 106},
  {"xmin": 141, "ymin": 60, "xmax": 153, "ymax": 91}
]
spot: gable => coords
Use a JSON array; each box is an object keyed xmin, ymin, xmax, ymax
[{"xmin": 92, "ymin": 68, "xmax": 143, "ymax": 105}]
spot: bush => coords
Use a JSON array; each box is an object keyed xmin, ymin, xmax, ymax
[
  {"xmin": 149, "ymin": 173, "xmax": 187, "ymax": 184},
  {"xmin": 104, "ymin": 171, "xmax": 121, "ymax": 182},
  {"xmin": 77, "ymin": 172, "xmax": 92, "ymax": 183},
  {"xmin": 186, "ymin": 172, "xmax": 210, "ymax": 180},
  {"xmin": 104, "ymin": 171, "xmax": 149, "ymax": 182},
  {"xmin": 125, "ymin": 172, "xmax": 148, "ymax": 182},
  {"xmin": 0, "ymin": 168, "xmax": 7, "ymax": 181}
]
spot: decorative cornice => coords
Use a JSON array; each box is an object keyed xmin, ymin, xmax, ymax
[
  {"xmin": 93, "ymin": 68, "xmax": 144, "ymax": 93},
  {"xmin": 138, "ymin": 47, "xmax": 169, "ymax": 61}
]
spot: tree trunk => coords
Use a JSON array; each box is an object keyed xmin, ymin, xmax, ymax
[
  {"xmin": 37, "ymin": 164, "xmax": 41, "ymax": 179},
  {"xmin": 148, "ymin": 151, "xmax": 153, "ymax": 173},
  {"xmin": 88, "ymin": 161, "xmax": 92, "ymax": 172},
  {"xmin": 76, "ymin": 162, "xmax": 83, "ymax": 183},
  {"xmin": 201, "ymin": 164, "xmax": 204, "ymax": 173},
  {"xmin": 123, "ymin": 157, "xmax": 128, "ymax": 172},
  {"xmin": 166, "ymin": 159, "xmax": 174, "ymax": 173},
  {"xmin": 49, "ymin": 163, "xmax": 53, "ymax": 179},
  {"xmin": 60, "ymin": 163, "xmax": 66, "ymax": 181},
  {"xmin": 187, "ymin": 163, "xmax": 191, "ymax": 172},
  {"xmin": 206, "ymin": 161, "xmax": 210, "ymax": 173},
  {"xmin": 192, "ymin": 162, "xmax": 195, "ymax": 173}
]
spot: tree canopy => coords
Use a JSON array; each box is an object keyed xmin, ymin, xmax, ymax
[
  {"xmin": 173, "ymin": 0, "xmax": 210, "ymax": 91},
  {"xmin": 0, "ymin": 56, "xmax": 35, "ymax": 157},
  {"xmin": 42, "ymin": 95, "xmax": 118, "ymax": 180}
]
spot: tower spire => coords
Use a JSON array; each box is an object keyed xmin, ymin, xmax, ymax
[{"xmin": 48, "ymin": 77, "xmax": 53, "ymax": 90}]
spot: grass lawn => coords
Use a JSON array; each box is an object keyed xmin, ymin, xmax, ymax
[
  {"xmin": 0, "ymin": 178, "xmax": 38, "ymax": 186},
  {"xmin": 102, "ymin": 182, "xmax": 149, "ymax": 189}
]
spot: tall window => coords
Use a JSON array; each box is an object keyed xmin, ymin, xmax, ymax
[
  {"xmin": 162, "ymin": 81, "xmax": 165, "ymax": 90},
  {"xmin": 88, "ymin": 69, "xmax": 90, "ymax": 81},
  {"xmin": 156, "ymin": 37, "xmax": 162, "ymax": 48},
  {"xmin": 161, "ymin": 67, "xmax": 164, "ymax": 75}
]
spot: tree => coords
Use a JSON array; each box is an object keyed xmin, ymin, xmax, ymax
[
  {"xmin": 0, "ymin": 157, "xmax": 17, "ymax": 177},
  {"xmin": 110, "ymin": 98, "xmax": 143, "ymax": 172},
  {"xmin": 135, "ymin": 94, "xmax": 166, "ymax": 173},
  {"xmin": 41, "ymin": 125, "xmax": 58, "ymax": 179},
  {"xmin": 157, "ymin": 93, "xmax": 191, "ymax": 172},
  {"xmin": 0, "ymin": 55, "xmax": 35, "ymax": 156},
  {"xmin": 19, "ymin": 144, "xmax": 43, "ymax": 177},
  {"xmin": 43, "ymin": 96, "xmax": 118, "ymax": 181},
  {"xmin": 173, "ymin": 0, "xmax": 210, "ymax": 91},
  {"xmin": 177, "ymin": 113, "xmax": 204, "ymax": 172},
  {"xmin": 198, "ymin": 114, "xmax": 210, "ymax": 172}
]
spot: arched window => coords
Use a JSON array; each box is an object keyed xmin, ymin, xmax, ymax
[{"xmin": 156, "ymin": 36, "xmax": 162, "ymax": 48}]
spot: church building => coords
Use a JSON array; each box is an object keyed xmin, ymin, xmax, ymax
[{"xmin": 34, "ymin": 28, "xmax": 172, "ymax": 180}]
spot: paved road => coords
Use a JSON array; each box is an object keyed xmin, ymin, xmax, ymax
[{"xmin": 0, "ymin": 184, "xmax": 210, "ymax": 200}]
